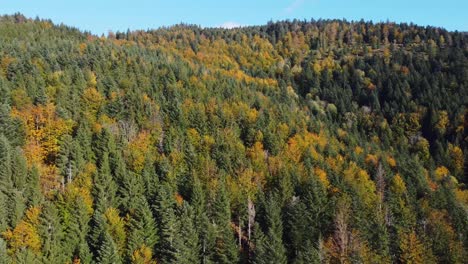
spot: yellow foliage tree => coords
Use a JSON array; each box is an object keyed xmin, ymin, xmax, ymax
[
  {"xmin": 104, "ymin": 208, "xmax": 127, "ymax": 254},
  {"xmin": 448, "ymin": 144, "xmax": 463, "ymax": 174},
  {"xmin": 399, "ymin": 231, "xmax": 425, "ymax": 264},
  {"xmin": 314, "ymin": 167, "xmax": 330, "ymax": 189},
  {"xmin": 3, "ymin": 207, "xmax": 42, "ymax": 255},
  {"xmin": 434, "ymin": 166, "xmax": 449, "ymax": 182},
  {"xmin": 131, "ymin": 245, "xmax": 156, "ymax": 264},
  {"xmin": 343, "ymin": 162, "xmax": 377, "ymax": 207},
  {"xmin": 125, "ymin": 131, "xmax": 153, "ymax": 172},
  {"xmin": 12, "ymin": 103, "xmax": 73, "ymax": 192}
]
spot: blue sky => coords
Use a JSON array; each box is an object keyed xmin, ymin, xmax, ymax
[{"xmin": 0, "ymin": 0, "xmax": 466, "ymax": 35}]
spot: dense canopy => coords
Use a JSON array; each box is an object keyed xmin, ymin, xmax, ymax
[{"xmin": 0, "ymin": 13, "xmax": 467, "ymax": 263}]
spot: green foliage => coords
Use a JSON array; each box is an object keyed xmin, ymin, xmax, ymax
[{"xmin": 0, "ymin": 14, "xmax": 466, "ymax": 263}]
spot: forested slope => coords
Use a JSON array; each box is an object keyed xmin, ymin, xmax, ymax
[{"xmin": 0, "ymin": 13, "xmax": 467, "ymax": 263}]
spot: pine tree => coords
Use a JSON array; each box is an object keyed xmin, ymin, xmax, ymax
[
  {"xmin": 11, "ymin": 148, "xmax": 27, "ymax": 189},
  {"xmin": 210, "ymin": 180, "xmax": 239, "ymax": 264},
  {"xmin": 293, "ymin": 240, "xmax": 320, "ymax": 264},
  {"xmin": 97, "ymin": 231, "xmax": 122, "ymax": 264},
  {"xmin": 68, "ymin": 198, "xmax": 93, "ymax": 263},
  {"xmin": 252, "ymin": 222, "xmax": 267, "ymax": 264},
  {"xmin": 89, "ymin": 211, "xmax": 108, "ymax": 256},
  {"xmin": 39, "ymin": 202, "xmax": 68, "ymax": 264},
  {"xmin": 174, "ymin": 203, "xmax": 201, "ymax": 264},
  {"xmin": 93, "ymin": 152, "xmax": 118, "ymax": 211},
  {"xmin": 118, "ymin": 171, "xmax": 144, "ymax": 214},
  {"xmin": 25, "ymin": 166, "xmax": 42, "ymax": 207},
  {"xmin": 0, "ymin": 104, "xmax": 24, "ymax": 146},
  {"xmin": 57, "ymin": 134, "xmax": 77, "ymax": 185},
  {"xmin": 399, "ymin": 230, "xmax": 425, "ymax": 264},
  {"xmin": 0, "ymin": 238, "xmax": 11, "ymax": 264},
  {"xmin": 0, "ymin": 135, "xmax": 13, "ymax": 189},
  {"xmin": 0, "ymin": 192, "xmax": 7, "ymax": 233},
  {"xmin": 0, "ymin": 136, "xmax": 13, "ymax": 231},
  {"xmin": 141, "ymin": 157, "xmax": 158, "ymax": 200},
  {"xmin": 153, "ymin": 183, "xmax": 178, "ymax": 263},
  {"xmin": 190, "ymin": 176, "xmax": 213, "ymax": 264},
  {"xmin": 260, "ymin": 194, "xmax": 287, "ymax": 264},
  {"xmin": 126, "ymin": 196, "xmax": 158, "ymax": 260}
]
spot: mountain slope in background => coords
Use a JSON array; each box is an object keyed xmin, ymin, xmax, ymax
[{"xmin": 0, "ymin": 13, "xmax": 467, "ymax": 263}]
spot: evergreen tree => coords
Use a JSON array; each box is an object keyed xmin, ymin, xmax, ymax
[
  {"xmin": 174, "ymin": 203, "xmax": 201, "ymax": 264},
  {"xmin": 0, "ymin": 135, "xmax": 13, "ymax": 189},
  {"xmin": 153, "ymin": 183, "xmax": 178, "ymax": 263},
  {"xmin": 97, "ymin": 231, "xmax": 122, "ymax": 264},
  {"xmin": 127, "ymin": 196, "xmax": 158, "ymax": 260},
  {"xmin": 39, "ymin": 202, "xmax": 68, "ymax": 264},
  {"xmin": 190, "ymin": 176, "xmax": 213, "ymax": 264},
  {"xmin": 210, "ymin": 180, "xmax": 239, "ymax": 264},
  {"xmin": 0, "ymin": 238, "xmax": 10, "ymax": 264},
  {"xmin": 259, "ymin": 193, "xmax": 287, "ymax": 264},
  {"xmin": 25, "ymin": 166, "xmax": 42, "ymax": 207},
  {"xmin": 252, "ymin": 222, "xmax": 267, "ymax": 264},
  {"xmin": 93, "ymin": 152, "xmax": 118, "ymax": 211}
]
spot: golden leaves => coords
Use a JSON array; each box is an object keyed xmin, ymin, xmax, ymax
[
  {"xmin": 104, "ymin": 208, "xmax": 127, "ymax": 254},
  {"xmin": 125, "ymin": 131, "xmax": 154, "ymax": 172},
  {"xmin": 131, "ymin": 245, "xmax": 156, "ymax": 264},
  {"xmin": 399, "ymin": 231, "xmax": 425, "ymax": 264},
  {"xmin": 434, "ymin": 166, "xmax": 449, "ymax": 182},
  {"xmin": 314, "ymin": 167, "xmax": 330, "ymax": 189},
  {"xmin": 3, "ymin": 207, "xmax": 42, "ymax": 255},
  {"xmin": 390, "ymin": 174, "xmax": 407, "ymax": 195},
  {"xmin": 12, "ymin": 103, "xmax": 73, "ymax": 193}
]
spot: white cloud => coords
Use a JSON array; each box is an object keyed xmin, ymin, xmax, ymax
[
  {"xmin": 219, "ymin": 21, "xmax": 242, "ymax": 29},
  {"xmin": 285, "ymin": 0, "xmax": 305, "ymax": 13}
]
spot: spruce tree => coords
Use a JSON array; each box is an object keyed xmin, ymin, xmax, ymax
[
  {"xmin": 126, "ymin": 196, "xmax": 158, "ymax": 260},
  {"xmin": 0, "ymin": 238, "xmax": 10, "ymax": 264},
  {"xmin": 11, "ymin": 148, "xmax": 27, "ymax": 189},
  {"xmin": 97, "ymin": 231, "xmax": 122, "ymax": 264},
  {"xmin": 25, "ymin": 166, "xmax": 42, "ymax": 207},
  {"xmin": 39, "ymin": 202, "xmax": 68, "ymax": 264},
  {"xmin": 0, "ymin": 135, "xmax": 13, "ymax": 189},
  {"xmin": 262, "ymin": 194, "xmax": 287, "ymax": 264},
  {"xmin": 191, "ymin": 176, "xmax": 213, "ymax": 264},
  {"xmin": 252, "ymin": 222, "xmax": 267, "ymax": 264},
  {"xmin": 93, "ymin": 152, "xmax": 118, "ymax": 211},
  {"xmin": 153, "ymin": 183, "xmax": 178, "ymax": 263},
  {"xmin": 210, "ymin": 180, "xmax": 239, "ymax": 264},
  {"xmin": 69, "ymin": 198, "xmax": 93, "ymax": 263},
  {"xmin": 174, "ymin": 203, "xmax": 201, "ymax": 264}
]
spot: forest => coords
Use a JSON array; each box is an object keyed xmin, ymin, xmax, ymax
[{"xmin": 0, "ymin": 13, "xmax": 467, "ymax": 263}]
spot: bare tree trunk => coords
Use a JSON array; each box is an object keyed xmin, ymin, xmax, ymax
[
  {"xmin": 238, "ymin": 215, "xmax": 242, "ymax": 248},
  {"xmin": 67, "ymin": 160, "xmax": 72, "ymax": 184},
  {"xmin": 376, "ymin": 162, "xmax": 385, "ymax": 214},
  {"xmin": 247, "ymin": 198, "xmax": 255, "ymax": 241}
]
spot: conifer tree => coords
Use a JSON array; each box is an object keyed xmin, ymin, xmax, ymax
[
  {"xmin": 0, "ymin": 135, "xmax": 13, "ymax": 189},
  {"xmin": 68, "ymin": 198, "xmax": 93, "ymax": 263},
  {"xmin": 210, "ymin": 180, "xmax": 239, "ymax": 264},
  {"xmin": 11, "ymin": 148, "xmax": 27, "ymax": 189},
  {"xmin": 260, "ymin": 193, "xmax": 287, "ymax": 264},
  {"xmin": 252, "ymin": 222, "xmax": 267, "ymax": 264},
  {"xmin": 127, "ymin": 196, "xmax": 158, "ymax": 260},
  {"xmin": 0, "ymin": 238, "xmax": 10, "ymax": 264},
  {"xmin": 25, "ymin": 166, "xmax": 42, "ymax": 207},
  {"xmin": 190, "ymin": 176, "xmax": 213, "ymax": 264},
  {"xmin": 174, "ymin": 203, "xmax": 200, "ymax": 264},
  {"xmin": 39, "ymin": 202, "xmax": 67, "ymax": 264},
  {"xmin": 93, "ymin": 152, "xmax": 118, "ymax": 211},
  {"xmin": 97, "ymin": 231, "xmax": 122, "ymax": 264},
  {"xmin": 153, "ymin": 183, "xmax": 178, "ymax": 263}
]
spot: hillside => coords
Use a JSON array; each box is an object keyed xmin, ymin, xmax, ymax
[{"xmin": 0, "ymin": 13, "xmax": 467, "ymax": 263}]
